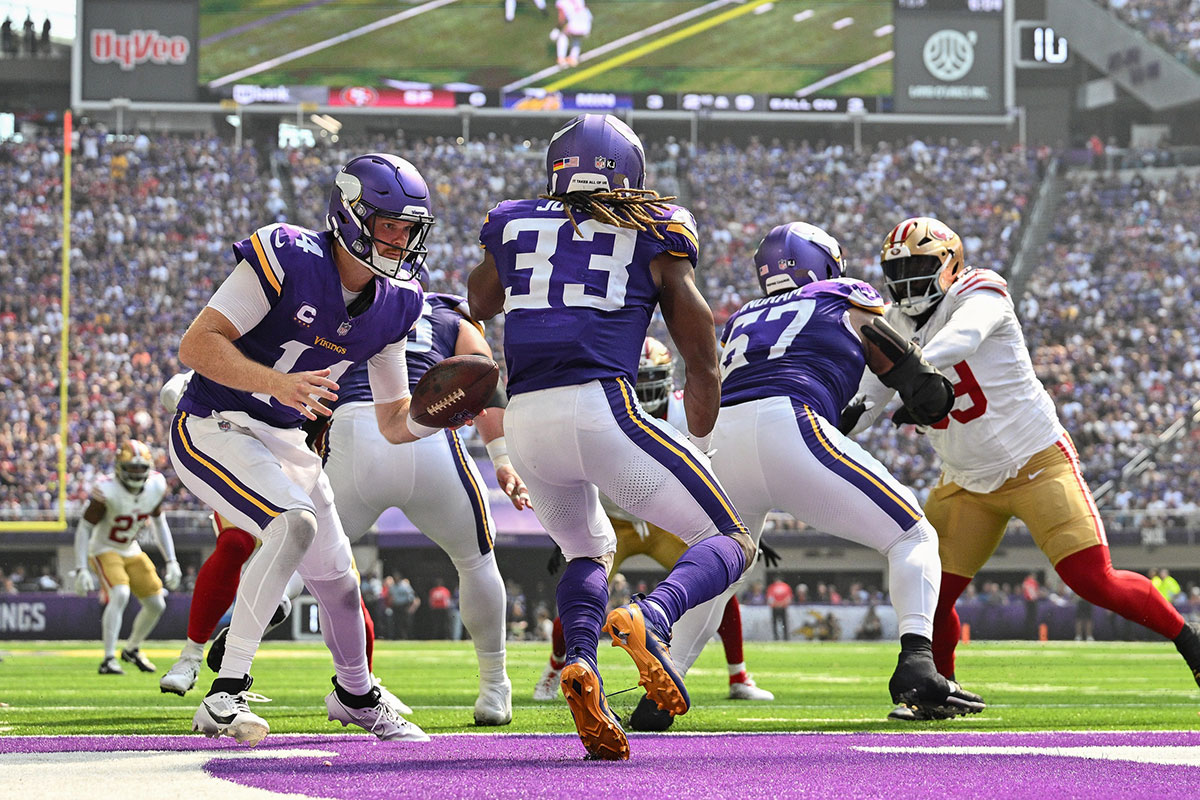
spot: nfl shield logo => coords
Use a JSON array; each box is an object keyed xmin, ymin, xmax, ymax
[{"xmin": 337, "ymin": 321, "xmax": 353, "ymax": 336}]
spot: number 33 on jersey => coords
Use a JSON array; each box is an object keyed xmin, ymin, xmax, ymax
[{"xmin": 478, "ymin": 198, "xmax": 699, "ymax": 396}]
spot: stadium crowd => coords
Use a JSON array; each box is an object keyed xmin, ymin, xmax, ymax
[
  {"xmin": 0, "ymin": 128, "xmax": 1195, "ymax": 544},
  {"xmin": 1098, "ymin": 0, "xmax": 1200, "ymax": 70}
]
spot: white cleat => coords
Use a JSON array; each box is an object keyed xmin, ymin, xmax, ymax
[
  {"xmin": 474, "ymin": 677, "xmax": 513, "ymax": 726},
  {"xmin": 193, "ymin": 687, "xmax": 270, "ymax": 746},
  {"xmin": 532, "ymin": 663, "xmax": 563, "ymax": 701},
  {"xmin": 326, "ymin": 684, "xmax": 430, "ymax": 742},
  {"xmin": 372, "ymin": 673, "xmax": 413, "ymax": 716},
  {"xmin": 160, "ymin": 656, "xmax": 200, "ymax": 696},
  {"xmin": 728, "ymin": 675, "xmax": 775, "ymax": 701}
]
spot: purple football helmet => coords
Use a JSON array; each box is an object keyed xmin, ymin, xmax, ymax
[
  {"xmin": 327, "ymin": 153, "xmax": 434, "ymax": 281},
  {"xmin": 545, "ymin": 113, "xmax": 646, "ymax": 195},
  {"xmin": 753, "ymin": 222, "xmax": 844, "ymax": 296}
]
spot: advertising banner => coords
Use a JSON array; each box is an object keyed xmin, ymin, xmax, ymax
[{"xmin": 79, "ymin": 0, "xmax": 199, "ymax": 102}]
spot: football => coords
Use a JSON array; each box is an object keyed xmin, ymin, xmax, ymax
[{"xmin": 409, "ymin": 354, "xmax": 500, "ymax": 429}]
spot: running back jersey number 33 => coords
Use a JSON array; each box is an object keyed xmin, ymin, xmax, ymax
[{"xmin": 503, "ymin": 210, "xmax": 635, "ymax": 311}]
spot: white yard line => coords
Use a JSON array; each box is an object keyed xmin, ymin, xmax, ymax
[
  {"xmin": 208, "ymin": 0, "xmax": 461, "ymax": 88},
  {"xmin": 793, "ymin": 50, "xmax": 893, "ymax": 97}
]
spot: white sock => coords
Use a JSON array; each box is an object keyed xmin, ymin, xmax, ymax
[
  {"xmin": 306, "ymin": 569, "xmax": 371, "ymax": 695},
  {"xmin": 505, "ymin": 0, "xmax": 515, "ymax": 20},
  {"xmin": 181, "ymin": 639, "xmax": 204, "ymax": 660},
  {"xmin": 727, "ymin": 661, "xmax": 746, "ymax": 677},
  {"xmin": 453, "ymin": 551, "xmax": 507, "ymax": 658},
  {"xmin": 126, "ymin": 591, "xmax": 166, "ymax": 650},
  {"xmin": 219, "ymin": 509, "xmax": 317, "ymax": 680},
  {"xmin": 557, "ymin": 35, "xmax": 568, "ymax": 61},
  {"xmin": 883, "ymin": 518, "xmax": 940, "ymax": 639},
  {"xmin": 102, "ymin": 584, "xmax": 130, "ymax": 659},
  {"xmin": 476, "ymin": 649, "xmax": 508, "ymax": 687}
]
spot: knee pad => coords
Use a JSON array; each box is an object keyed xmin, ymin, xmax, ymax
[
  {"xmin": 107, "ymin": 583, "xmax": 131, "ymax": 609},
  {"xmin": 451, "ymin": 550, "xmax": 497, "ymax": 576},
  {"xmin": 264, "ymin": 508, "xmax": 318, "ymax": 549},
  {"xmin": 140, "ymin": 591, "xmax": 167, "ymax": 614}
]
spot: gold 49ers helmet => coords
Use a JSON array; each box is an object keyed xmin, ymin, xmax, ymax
[
  {"xmin": 115, "ymin": 439, "xmax": 153, "ymax": 492},
  {"xmin": 880, "ymin": 217, "xmax": 965, "ymax": 316},
  {"xmin": 636, "ymin": 336, "xmax": 674, "ymax": 417}
]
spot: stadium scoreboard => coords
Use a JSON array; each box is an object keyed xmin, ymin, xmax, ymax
[{"xmin": 892, "ymin": 0, "xmax": 1009, "ymax": 114}]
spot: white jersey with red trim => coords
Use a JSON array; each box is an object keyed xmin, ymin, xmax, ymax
[
  {"xmin": 860, "ymin": 267, "xmax": 1064, "ymax": 492},
  {"xmin": 556, "ymin": 0, "xmax": 592, "ymax": 35},
  {"xmin": 86, "ymin": 472, "xmax": 168, "ymax": 558}
]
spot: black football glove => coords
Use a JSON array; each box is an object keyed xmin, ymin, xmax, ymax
[
  {"xmin": 546, "ymin": 545, "xmax": 565, "ymax": 576},
  {"xmin": 758, "ymin": 540, "xmax": 781, "ymax": 569},
  {"xmin": 837, "ymin": 399, "xmax": 867, "ymax": 435}
]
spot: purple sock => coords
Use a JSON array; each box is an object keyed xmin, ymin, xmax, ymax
[
  {"xmin": 644, "ymin": 535, "xmax": 746, "ymax": 629},
  {"xmin": 556, "ymin": 557, "xmax": 608, "ymax": 666}
]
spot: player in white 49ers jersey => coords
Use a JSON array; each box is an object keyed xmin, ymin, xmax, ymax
[
  {"xmin": 849, "ymin": 217, "xmax": 1200, "ymax": 716},
  {"xmin": 72, "ymin": 440, "xmax": 181, "ymax": 675}
]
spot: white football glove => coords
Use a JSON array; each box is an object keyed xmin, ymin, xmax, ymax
[
  {"xmin": 159, "ymin": 371, "xmax": 192, "ymax": 414},
  {"xmin": 164, "ymin": 560, "xmax": 182, "ymax": 591},
  {"xmin": 73, "ymin": 569, "xmax": 96, "ymax": 597}
]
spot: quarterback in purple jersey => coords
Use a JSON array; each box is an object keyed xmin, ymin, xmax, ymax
[
  {"xmin": 170, "ymin": 153, "xmax": 440, "ymax": 746},
  {"xmin": 468, "ymin": 113, "xmax": 754, "ymax": 760},
  {"xmin": 660, "ymin": 222, "xmax": 985, "ymax": 722},
  {"xmin": 323, "ymin": 291, "xmax": 530, "ymax": 726}
]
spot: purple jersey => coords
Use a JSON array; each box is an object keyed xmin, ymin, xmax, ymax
[
  {"xmin": 180, "ymin": 222, "xmax": 424, "ymax": 427},
  {"xmin": 338, "ymin": 292, "xmax": 472, "ymax": 404},
  {"xmin": 719, "ymin": 279, "xmax": 884, "ymax": 423},
  {"xmin": 479, "ymin": 198, "xmax": 699, "ymax": 395}
]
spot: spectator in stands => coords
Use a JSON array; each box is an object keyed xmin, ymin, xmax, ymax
[
  {"xmin": 39, "ymin": 18, "xmax": 49, "ymax": 56},
  {"xmin": 1022, "ymin": 573, "xmax": 1041, "ymax": 639},
  {"xmin": 21, "ymin": 14, "xmax": 33, "ymax": 56},
  {"xmin": 36, "ymin": 565, "xmax": 58, "ymax": 591},
  {"xmin": 766, "ymin": 576, "xmax": 794, "ymax": 641},
  {"xmin": 741, "ymin": 580, "xmax": 767, "ymax": 606},
  {"xmin": 1, "ymin": 17, "xmax": 14, "ymax": 58},
  {"xmin": 428, "ymin": 579, "xmax": 453, "ymax": 639},
  {"xmin": 390, "ymin": 577, "xmax": 419, "ymax": 639}
]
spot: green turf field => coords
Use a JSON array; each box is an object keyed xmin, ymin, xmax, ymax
[
  {"xmin": 198, "ymin": 0, "xmax": 892, "ymax": 95},
  {"xmin": 2, "ymin": 639, "xmax": 1196, "ymax": 736}
]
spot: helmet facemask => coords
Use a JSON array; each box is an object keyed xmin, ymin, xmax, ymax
[
  {"xmin": 116, "ymin": 441, "xmax": 152, "ymax": 493},
  {"xmin": 883, "ymin": 254, "xmax": 948, "ymax": 315},
  {"xmin": 636, "ymin": 337, "xmax": 674, "ymax": 416},
  {"xmin": 879, "ymin": 217, "xmax": 964, "ymax": 316}
]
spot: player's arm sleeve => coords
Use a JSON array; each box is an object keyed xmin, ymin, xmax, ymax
[
  {"xmin": 367, "ymin": 339, "xmax": 410, "ymax": 404},
  {"xmin": 206, "ymin": 259, "xmax": 273, "ymax": 336},
  {"xmin": 920, "ymin": 294, "xmax": 1007, "ymax": 369},
  {"xmin": 73, "ymin": 519, "xmax": 93, "ymax": 570},
  {"xmin": 73, "ymin": 498, "xmax": 105, "ymax": 569},
  {"xmin": 151, "ymin": 508, "xmax": 177, "ymax": 563}
]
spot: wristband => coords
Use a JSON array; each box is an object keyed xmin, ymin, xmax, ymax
[
  {"xmin": 406, "ymin": 415, "xmax": 439, "ymax": 440},
  {"xmin": 486, "ymin": 436, "xmax": 512, "ymax": 469},
  {"xmin": 686, "ymin": 430, "xmax": 712, "ymax": 453}
]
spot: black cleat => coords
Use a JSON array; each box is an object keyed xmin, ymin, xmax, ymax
[
  {"xmin": 120, "ymin": 648, "xmax": 157, "ymax": 673},
  {"xmin": 206, "ymin": 627, "xmax": 229, "ymax": 673},
  {"xmin": 98, "ymin": 656, "xmax": 125, "ymax": 675},
  {"xmin": 627, "ymin": 694, "xmax": 675, "ymax": 732}
]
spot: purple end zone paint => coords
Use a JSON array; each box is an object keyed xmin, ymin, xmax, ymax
[{"xmin": 3, "ymin": 732, "xmax": 1199, "ymax": 798}]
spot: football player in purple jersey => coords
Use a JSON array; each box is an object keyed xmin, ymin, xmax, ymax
[
  {"xmin": 649, "ymin": 222, "xmax": 985, "ymax": 724},
  {"xmin": 468, "ymin": 113, "xmax": 754, "ymax": 760},
  {"xmin": 321, "ymin": 291, "xmax": 530, "ymax": 726},
  {"xmin": 170, "ymin": 153, "xmax": 442, "ymax": 746}
]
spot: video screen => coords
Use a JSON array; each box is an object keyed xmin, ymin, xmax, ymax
[{"xmin": 199, "ymin": 0, "xmax": 893, "ymax": 98}]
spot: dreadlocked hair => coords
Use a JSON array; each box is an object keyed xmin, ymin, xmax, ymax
[{"xmin": 538, "ymin": 188, "xmax": 678, "ymax": 240}]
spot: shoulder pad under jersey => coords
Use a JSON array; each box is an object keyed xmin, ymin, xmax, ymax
[{"xmin": 947, "ymin": 267, "xmax": 1010, "ymax": 306}]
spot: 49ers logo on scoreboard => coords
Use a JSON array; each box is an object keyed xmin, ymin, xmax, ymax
[{"xmin": 91, "ymin": 29, "xmax": 190, "ymax": 71}]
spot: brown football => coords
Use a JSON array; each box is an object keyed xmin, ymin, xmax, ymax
[{"xmin": 409, "ymin": 354, "xmax": 500, "ymax": 429}]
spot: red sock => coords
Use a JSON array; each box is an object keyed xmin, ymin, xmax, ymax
[
  {"xmin": 932, "ymin": 572, "xmax": 973, "ymax": 679},
  {"xmin": 1055, "ymin": 544, "xmax": 1185, "ymax": 639},
  {"xmin": 187, "ymin": 526, "xmax": 256, "ymax": 643},
  {"xmin": 550, "ymin": 616, "xmax": 566, "ymax": 668},
  {"xmin": 717, "ymin": 595, "xmax": 745, "ymax": 667},
  {"xmin": 361, "ymin": 595, "xmax": 375, "ymax": 672}
]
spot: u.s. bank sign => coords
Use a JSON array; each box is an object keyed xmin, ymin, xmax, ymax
[{"xmin": 78, "ymin": 0, "xmax": 199, "ymax": 102}]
